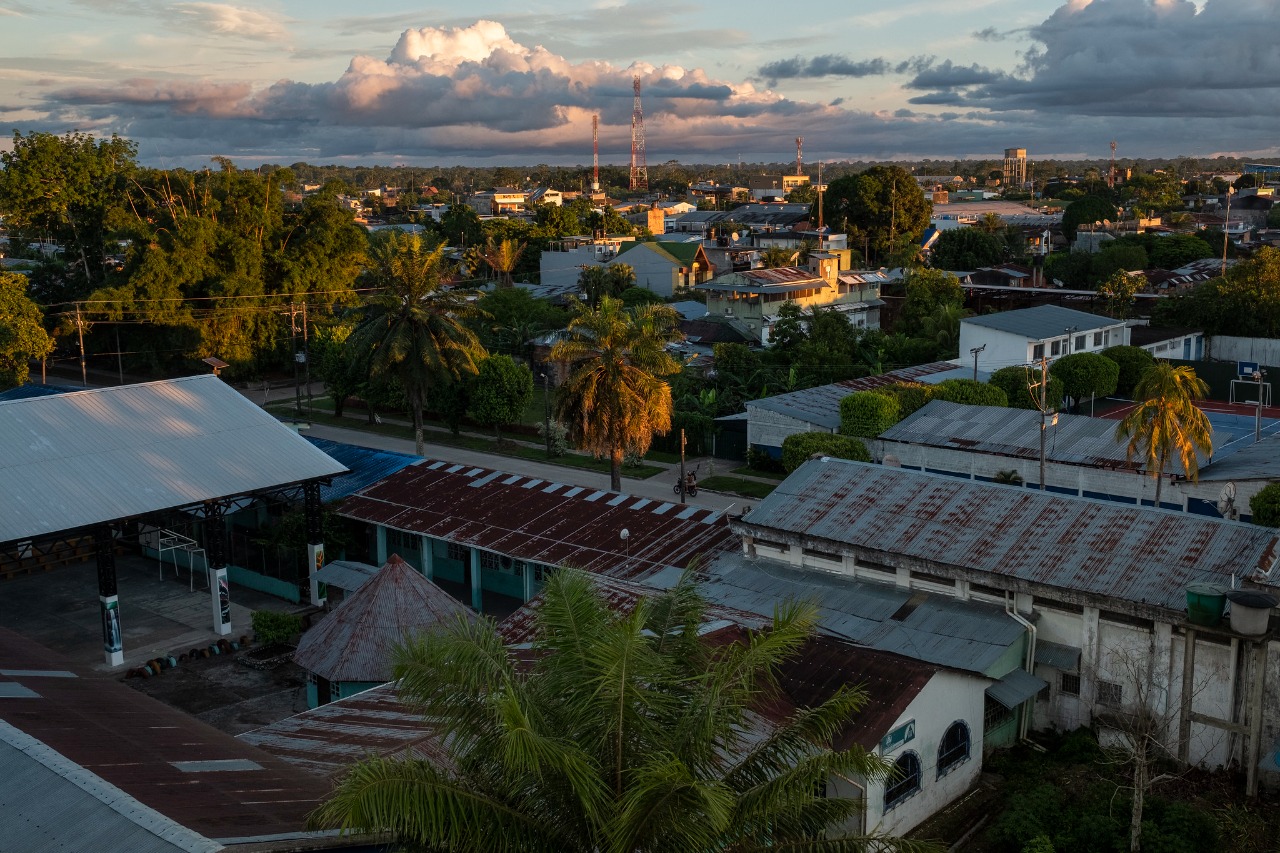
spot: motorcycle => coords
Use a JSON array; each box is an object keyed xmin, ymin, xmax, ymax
[{"xmin": 674, "ymin": 466, "xmax": 699, "ymax": 498}]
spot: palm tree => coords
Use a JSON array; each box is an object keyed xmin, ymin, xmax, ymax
[
  {"xmin": 312, "ymin": 570, "xmax": 935, "ymax": 853},
  {"xmin": 552, "ymin": 296, "xmax": 682, "ymax": 491},
  {"xmin": 347, "ymin": 231, "xmax": 486, "ymax": 456},
  {"xmin": 993, "ymin": 469, "xmax": 1024, "ymax": 486},
  {"xmin": 1114, "ymin": 363, "xmax": 1213, "ymax": 505},
  {"xmin": 482, "ymin": 236, "xmax": 526, "ymax": 287},
  {"xmin": 760, "ymin": 245, "xmax": 797, "ymax": 269}
]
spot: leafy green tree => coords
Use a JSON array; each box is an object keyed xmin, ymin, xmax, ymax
[
  {"xmin": 1119, "ymin": 171, "xmax": 1184, "ymax": 215},
  {"xmin": 919, "ymin": 303, "xmax": 969, "ymax": 359},
  {"xmin": 441, "ymin": 204, "xmax": 484, "ymax": 248},
  {"xmin": 1147, "ymin": 234, "xmax": 1212, "ymax": 270},
  {"xmin": 469, "ymin": 354, "xmax": 533, "ymax": 441},
  {"xmin": 879, "ymin": 382, "xmax": 936, "ymax": 417},
  {"xmin": 760, "ymin": 246, "xmax": 797, "ymax": 268},
  {"xmin": 840, "ymin": 391, "xmax": 900, "ymax": 437},
  {"xmin": 552, "ymin": 297, "xmax": 682, "ymax": 491},
  {"xmin": 1062, "ymin": 196, "xmax": 1118, "ymax": 241},
  {"xmin": 310, "ymin": 323, "xmax": 361, "ymax": 418},
  {"xmin": 821, "ymin": 166, "xmax": 931, "ymax": 266},
  {"xmin": 1150, "ymin": 246, "xmax": 1280, "ymax": 338},
  {"xmin": 618, "ymin": 286, "xmax": 663, "ymax": 307},
  {"xmin": 930, "ymin": 227, "xmax": 1004, "ymax": 270},
  {"xmin": 786, "ymin": 183, "xmax": 817, "ymax": 204},
  {"xmin": 481, "ymin": 237, "xmax": 526, "ymax": 287},
  {"xmin": 990, "ymin": 365, "xmax": 1064, "ymax": 411},
  {"xmin": 1043, "ymin": 251, "xmax": 1094, "ymax": 290},
  {"xmin": 1097, "ymin": 271, "xmax": 1141, "ymax": 319},
  {"xmin": 427, "ymin": 378, "xmax": 472, "ymax": 435},
  {"xmin": 1268, "ymin": 207, "xmax": 1280, "ymax": 229},
  {"xmin": 1100, "ymin": 346, "xmax": 1156, "ymax": 398},
  {"xmin": 0, "ymin": 273, "xmax": 54, "ymax": 389},
  {"xmin": 313, "ymin": 570, "xmax": 932, "ymax": 853},
  {"xmin": 1250, "ymin": 483, "xmax": 1280, "ymax": 527},
  {"xmin": 347, "ymin": 232, "xmax": 486, "ymax": 455},
  {"xmin": 899, "ymin": 268, "xmax": 964, "ymax": 337},
  {"xmin": 781, "ymin": 432, "xmax": 870, "ymax": 472},
  {"xmin": 1050, "ymin": 352, "xmax": 1120, "ymax": 411},
  {"xmin": 931, "ymin": 378, "xmax": 1007, "ymax": 407},
  {"xmin": 1115, "ymin": 363, "xmax": 1212, "ymax": 505},
  {"xmin": 1091, "ymin": 244, "xmax": 1148, "ymax": 281}
]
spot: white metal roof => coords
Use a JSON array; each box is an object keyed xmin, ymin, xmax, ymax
[{"xmin": 0, "ymin": 376, "xmax": 347, "ymax": 545}]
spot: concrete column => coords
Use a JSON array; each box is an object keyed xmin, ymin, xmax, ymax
[
  {"xmin": 304, "ymin": 482, "xmax": 325, "ymax": 606},
  {"xmin": 470, "ymin": 548, "xmax": 483, "ymax": 612},
  {"xmin": 523, "ymin": 561, "xmax": 535, "ymax": 602},
  {"xmin": 1080, "ymin": 606, "xmax": 1100, "ymax": 715},
  {"xmin": 375, "ymin": 525, "xmax": 387, "ymax": 565},
  {"xmin": 420, "ymin": 536, "xmax": 434, "ymax": 580},
  {"xmin": 96, "ymin": 526, "xmax": 123, "ymax": 667},
  {"xmin": 1150, "ymin": 621, "xmax": 1173, "ymax": 723},
  {"xmin": 206, "ymin": 508, "xmax": 231, "ymax": 636}
]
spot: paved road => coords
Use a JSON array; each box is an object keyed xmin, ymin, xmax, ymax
[{"xmin": 302, "ymin": 421, "xmax": 746, "ymax": 512}]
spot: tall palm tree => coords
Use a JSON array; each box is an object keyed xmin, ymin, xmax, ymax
[
  {"xmin": 482, "ymin": 236, "xmax": 526, "ymax": 287},
  {"xmin": 1114, "ymin": 362, "xmax": 1213, "ymax": 505},
  {"xmin": 552, "ymin": 296, "xmax": 682, "ymax": 491},
  {"xmin": 312, "ymin": 570, "xmax": 935, "ymax": 853},
  {"xmin": 347, "ymin": 231, "xmax": 486, "ymax": 456}
]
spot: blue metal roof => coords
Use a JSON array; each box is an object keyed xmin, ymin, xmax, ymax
[
  {"xmin": 303, "ymin": 437, "xmax": 419, "ymax": 502},
  {"xmin": 0, "ymin": 383, "xmax": 77, "ymax": 402}
]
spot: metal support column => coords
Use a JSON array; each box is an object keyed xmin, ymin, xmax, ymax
[
  {"xmin": 470, "ymin": 548, "xmax": 483, "ymax": 612},
  {"xmin": 96, "ymin": 526, "xmax": 124, "ymax": 667},
  {"xmin": 420, "ymin": 535, "xmax": 434, "ymax": 580},
  {"xmin": 205, "ymin": 507, "xmax": 231, "ymax": 636},
  {"xmin": 375, "ymin": 525, "xmax": 388, "ymax": 566},
  {"xmin": 304, "ymin": 482, "xmax": 325, "ymax": 606}
]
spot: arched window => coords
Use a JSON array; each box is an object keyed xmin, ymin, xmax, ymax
[
  {"xmin": 937, "ymin": 720, "xmax": 970, "ymax": 777},
  {"xmin": 884, "ymin": 751, "xmax": 921, "ymax": 810}
]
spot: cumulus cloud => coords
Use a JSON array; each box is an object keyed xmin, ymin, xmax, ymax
[{"xmin": 165, "ymin": 3, "xmax": 291, "ymax": 42}]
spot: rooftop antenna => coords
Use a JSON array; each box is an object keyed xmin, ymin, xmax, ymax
[
  {"xmin": 796, "ymin": 136, "xmax": 803, "ymax": 176},
  {"xmin": 592, "ymin": 114, "xmax": 600, "ymax": 193},
  {"xmin": 629, "ymin": 76, "xmax": 648, "ymax": 192}
]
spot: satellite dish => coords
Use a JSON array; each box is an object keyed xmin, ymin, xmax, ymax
[
  {"xmin": 1102, "ymin": 219, "xmax": 1111, "ymax": 227},
  {"xmin": 1217, "ymin": 483, "xmax": 1238, "ymax": 521},
  {"xmin": 731, "ymin": 232, "xmax": 740, "ymax": 242}
]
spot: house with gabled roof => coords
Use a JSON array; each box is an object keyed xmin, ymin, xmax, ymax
[{"xmin": 607, "ymin": 240, "xmax": 714, "ymax": 298}]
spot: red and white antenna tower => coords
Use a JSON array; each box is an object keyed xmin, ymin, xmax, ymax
[
  {"xmin": 1107, "ymin": 140, "xmax": 1117, "ymax": 189},
  {"xmin": 592, "ymin": 114, "xmax": 600, "ymax": 192},
  {"xmin": 796, "ymin": 137, "xmax": 803, "ymax": 176},
  {"xmin": 629, "ymin": 75, "xmax": 648, "ymax": 192}
]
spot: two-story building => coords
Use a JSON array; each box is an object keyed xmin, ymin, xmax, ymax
[
  {"xmin": 959, "ymin": 305, "xmax": 1129, "ymax": 372},
  {"xmin": 608, "ymin": 240, "xmax": 715, "ymax": 298}
]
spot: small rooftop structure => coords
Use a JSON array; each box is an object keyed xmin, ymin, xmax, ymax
[
  {"xmin": 734, "ymin": 458, "xmax": 1280, "ymax": 612},
  {"xmin": 294, "ymin": 555, "xmax": 475, "ymax": 684}
]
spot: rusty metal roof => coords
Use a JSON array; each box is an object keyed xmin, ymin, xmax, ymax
[
  {"xmin": 239, "ymin": 682, "xmax": 449, "ymax": 779},
  {"xmin": 736, "ymin": 459, "xmax": 1280, "ymax": 611},
  {"xmin": 294, "ymin": 556, "xmax": 476, "ymax": 683},
  {"xmin": 0, "ymin": 628, "xmax": 334, "ymax": 847},
  {"xmin": 338, "ymin": 460, "xmax": 738, "ymax": 582},
  {"xmin": 880, "ymin": 399, "xmax": 1221, "ymax": 475},
  {"xmin": 746, "ymin": 362, "xmax": 962, "ymax": 430},
  {"xmin": 698, "ymin": 266, "xmax": 823, "ymax": 294}
]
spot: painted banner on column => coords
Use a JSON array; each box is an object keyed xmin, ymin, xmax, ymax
[
  {"xmin": 101, "ymin": 596, "xmax": 122, "ymax": 655},
  {"xmin": 308, "ymin": 542, "xmax": 326, "ymax": 605}
]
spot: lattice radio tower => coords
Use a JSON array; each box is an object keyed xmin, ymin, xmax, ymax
[
  {"xmin": 796, "ymin": 137, "xmax": 803, "ymax": 176},
  {"xmin": 592, "ymin": 114, "xmax": 600, "ymax": 192},
  {"xmin": 629, "ymin": 76, "xmax": 648, "ymax": 191}
]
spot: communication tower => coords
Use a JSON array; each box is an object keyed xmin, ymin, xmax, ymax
[{"xmin": 629, "ymin": 76, "xmax": 648, "ymax": 192}]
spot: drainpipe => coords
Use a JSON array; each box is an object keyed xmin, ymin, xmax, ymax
[{"xmin": 1006, "ymin": 592, "xmax": 1038, "ymax": 740}]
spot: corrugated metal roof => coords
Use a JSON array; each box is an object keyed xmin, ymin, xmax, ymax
[
  {"xmin": 303, "ymin": 437, "xmax": 419, "ymax": 502},
  {"xmin": 0, "ymin": 628, "xmax": 332, "ymax": 844},
  {"xmin": 693, "ymin": 552, "xmax": 1024, "ymax": 675},
  {"xmin": 986, "ymin": 669, "xmax": 1048, "ymax": 709},
  {"xmin": 0, "ymin": 383, "xmax": 77, "ymax": 403},
  {"xmin": 698, "ymin": 266, "xmax": 824, "ymax": 294},
  {"xmin": 1199, "ymin": 433, "xmax": 1280, "ymax": 482},
  {"xmin": 338, "ymin": 460, "xmax": 738, "ymax": 582},
  {"xmin": 961, "ymin": 304, "xmax": 1118, "ymax": 340},
  {"xmin": 294, "ymin": 556, "xmax": 476, "ymax": 683},
  {"xmin": 746, "ymin": 362, "xmax": 960, "ymax": 430},
  {"xmin": 880, "ymin": 399, "xmax": 1220, "ymax": 475},
  {"xmin": 239, "ymin": 682, "xmax": 449, "ymax": 779},
  {"xmin": 1034, "ymin": 640, "xmax": 1082, "ymax": 672},
  {"xmin": 0, "ymin": 376, "xmax": 348, "ymax": 546},
  {"xmin": 737, "ymin": 459, "xmax": 1280, "ymax": 611},
  {"xmin": 313, "ymin": 559, "xmax": 381, "ymax": 592}
]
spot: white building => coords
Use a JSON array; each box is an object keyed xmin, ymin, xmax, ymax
[{"xmin": 959, "ymin": 305, "xmax": 1129, "ymax": 372}]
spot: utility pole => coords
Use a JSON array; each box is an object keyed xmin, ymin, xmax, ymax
[
  {"xmin": 1255, "ymin": 369, "xmax": 1267, "ymax": 442},
  {"xmin": 679, "ymin": 428, "xmax": 687, "ymax": 505},
  {"xmin": 1222, "ymin": 186, "xmax": 1235, "ymax": 277},
  {"xmin": 282, "ymin": 302, "xmax": 302, "ymax": 418},
  {"xmin": 541, "ymin": 371, "xmax": 552, "ymax": 457},
  {"xmin": 301, "ymin": 301, "xmax": 312, "ymax": 414},
  {"xmin": 1035, "ymin": 354, "xmax": 1050, "ymax": 490},
  {"xmin": 74, "ymin": 303, "xmax": 87, "ymax": 387},
  {"xmin": 970, "ymin": 344, "xmax": 986, "ymax": 381}
]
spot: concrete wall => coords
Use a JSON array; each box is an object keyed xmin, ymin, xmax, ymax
[
  {"xmin": 1211, "ymin": 336, "xmax": 1280, "ymax": 367},
  {"xmin": 610, "ymin": 248, "xmax": 679, "ymax": 298},
  {"xmin": 745, "ymin": 405, "xmax": 833, "ymax": 457}
]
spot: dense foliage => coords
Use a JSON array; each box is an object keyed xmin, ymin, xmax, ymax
[
  {"xmin": 468, "ymin": 354, "xmax": 533, "ymax": 441},
  {"xmin": 820, "ymin": 165, "xmax": 931, "ymax": 266},
  {"xmin": 1250, "ymin": 483, "xmax": 1280, "ymax": 527},
  {"xmin": 1050, "ymin": 352, "xmax": 1120, "ymax": 409},
  {"xmin": 931, "ymin": 378, "xmax": 1008, "ymax": 407},
  {"xmin": 840, "ymin": 391, "xmax": 900, "ymax": 437},
  {"xmin": 1100, "ymin": 346, "xmax": 1156, "ymax": 397},
  {"xmin": 989, "ymin": 365, "xmax": 1064, "ymax": 411},
  {"xmin": 780, "ymin": 432, "xmax": 871, "ymax": 472},
  {"xmin": 1151, "ymin": 247, "xmax": 1280, "ymax": 338},
  {"xmin": 0, "ymin": 272, "xmax": 54, "ymax": 389}
]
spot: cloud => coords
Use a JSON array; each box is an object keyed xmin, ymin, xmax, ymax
[
  {"xmin": 758, "ymin": 54, "xmax": 933, "ymax": 84},
  {"xmin": 165, "ymin": 3, "xmax": 291, "ymax": 42}
]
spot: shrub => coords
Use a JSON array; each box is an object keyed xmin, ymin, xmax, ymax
[
  {"xmin": 932, "ymin": 378, "xmax": 1008, "ymax": 407},
  {"xmin": 879, "ymin": 382, "xmax": 936, "ymax": 417},
  {"xmin": 1050, "ymin": 352, "xmax": 1120, "ymax": 407},
  {"xmin": 781, "ymin": 432, "xmax": 871, "ymax": 472},
  {"xmin": 839, "ymin": 391, "xmax": 900, "ymax": 437},
  {"xmin": 251, "ymin": 610, "xmax": 303, "ymax": 646},
  {"xmin": 990, "ymin": 365, "xmax": 1064, "ymax": 411},
  {"xmin": 537, "ymin": 420, "xmax": 570, "ymax": 457},
  {"xmin": 1100, "ymin": 345, "xmax": 1157, "ymax": 397},
  {"xmin": 1250, "ymin": 483, "xmax": 1280, "ymax": 527},
  {"xmin": 746, "ymin": 447, "xmax": 786, "ymax": 474}
]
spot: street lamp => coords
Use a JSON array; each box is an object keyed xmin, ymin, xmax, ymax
[
  {"xmin": 538, "ymin": 370, "xmax": 552, "ymax": 457},
  {"xmin": 969, "ymin": 344, "xmax": 986, "ymax": 381}
]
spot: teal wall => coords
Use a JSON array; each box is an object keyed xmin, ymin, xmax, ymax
[
  {"xmin": 430, "ymin": 539, "xmax": 466, "ymax": 583},
  {"xmin": 143, "ymin": 545, "xmax": 301, "ymax": 604}
]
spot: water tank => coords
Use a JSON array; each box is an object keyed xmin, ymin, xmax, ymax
[
  {"xmin": 1185, "ymin": 583, "xmax": 1225, "ymax": 627},
  {"xmin": 1225, "ymin": 589, "xmax": 1277, "ymax": 636}
]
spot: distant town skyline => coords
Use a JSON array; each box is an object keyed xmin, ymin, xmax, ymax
[{"xmin": 2, "ymin": 0, "xmax": 1277, "ymax": 168}]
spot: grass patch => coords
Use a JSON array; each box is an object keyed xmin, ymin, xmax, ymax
[
  {"xmin": 644, "ymin": 449, "xmax": 682, "ymax": 464},
  {"xmin": 698, "ymin": 476, "xmax": 776, "ymax": 499},
  {"xmin": 731, "ymin": 465, "xmax": 787, "ymax": 481}
]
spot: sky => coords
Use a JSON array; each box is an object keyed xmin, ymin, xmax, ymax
[{"xmin": 1, "ymin": 0, "xmax": 1278, "ymax": 168}]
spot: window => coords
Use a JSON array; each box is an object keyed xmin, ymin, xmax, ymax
[
  {"xmin": 1098, "ymin": 681, "xmax": 1123, "ymax": 706},
  {"xmin": 984, "ymin": 696, "xmax": 1013, "ymax": 731},
  {"xmin": 1093, "ymin": 332, "xmax": 1103, "ymax": 347},
  {"xmin": 1076, "ymin": 335, "xmax": 1087, "ymax": 351},
  {"xmin": 386, "ymin": 528, "xmax": 418, "ymax": 554},
  {"xmin": 1032, "ymin": 343, "xmax": 1045, "ymax": 360},
  {"xmin": 937, "ymin": 721, "xmax": 970, "ymax": 777},
  {"xmin": 884, "ymin": 751, "xmax": 921, "ymax": 809},
  {"xmin": 1060, "ymin": 673, "xmax": 1081, "ymax": 696},
  {"xmin": 480, "ymin": 551, "xmax": 501, "ymax": 571},
  {"xmin": 803, "ymin": 547, "xmax": 842, "ymax": 563},
  {"xmin": 447, "ymin": 542, "xmax": 468, "ymax": 563},
  {"xmin": 1051, "ymin": 340, "xmax": 1061, "ymax": 356}
]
